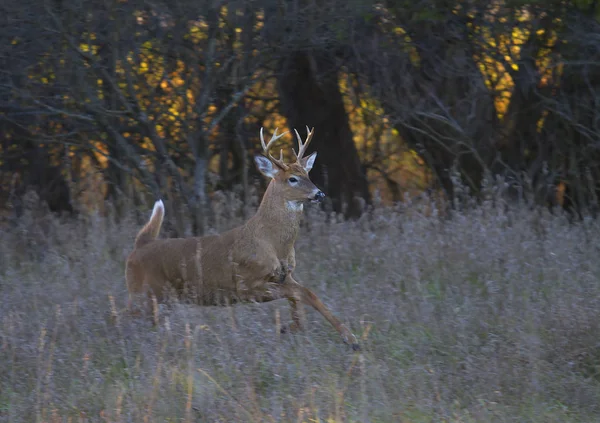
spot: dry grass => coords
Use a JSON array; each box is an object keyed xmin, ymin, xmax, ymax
[{"xmin": 2, "ymin": 191, "xmax": 600, "ymax": 422}]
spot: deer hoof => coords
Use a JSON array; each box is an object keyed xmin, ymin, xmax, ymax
[
  {"xmin": 280, "ymin": 322, "xmax": 302, "ymax": 334},
  {"xmin": 351, "ymin": 342, "xmax": 361, "ymax": 351}
]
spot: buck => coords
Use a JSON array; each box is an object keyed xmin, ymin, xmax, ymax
[{"xmin": 125, "ymin": 127, "xmax": 360, "ymax": 350}]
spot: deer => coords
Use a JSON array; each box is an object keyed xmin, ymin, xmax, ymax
[{"xmin": 125, "ymin": 127, "xmax": 360, "ymax": 350}]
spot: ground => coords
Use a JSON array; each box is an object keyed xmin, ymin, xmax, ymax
[{"xmin": 2, "ymin": 198, "xmax": 600, "ymax": 422}]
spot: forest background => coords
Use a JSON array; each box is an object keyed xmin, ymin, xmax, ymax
[{"xmin": 2, "ymin": 0, "xmax": 599, "ymax": 228}]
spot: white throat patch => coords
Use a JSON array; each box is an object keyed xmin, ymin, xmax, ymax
[{"xmin": 286, "ymin": 201, "xmax": 304, "ymax": 212}]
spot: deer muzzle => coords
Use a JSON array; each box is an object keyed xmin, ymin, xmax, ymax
[{"xmin": 311, "ymin": 190, "xmax": 325, "ymax": 203}]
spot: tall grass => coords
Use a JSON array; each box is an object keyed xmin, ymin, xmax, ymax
[{"xmin": 2, "ymin": 190, "xmax": 600, "ymax": 422}]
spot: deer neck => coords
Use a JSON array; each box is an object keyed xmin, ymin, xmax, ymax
[{"xmin": 248, "ymin": 180, "xmax": 303, "ymax": 251}]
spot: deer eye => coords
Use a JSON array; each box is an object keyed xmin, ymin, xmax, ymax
[{"xmin": 288, "ymin": 176, "xmax": 298, "ymax": 183}]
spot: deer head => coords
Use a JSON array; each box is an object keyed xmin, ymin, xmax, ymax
[{"xmin": 254, "ymin": 126, "xmax": 325, "ymax": 204}]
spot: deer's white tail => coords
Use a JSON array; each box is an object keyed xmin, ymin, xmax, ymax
[{"xmin": 134, "ymin": 200, "xmax": 165, "ymax": 249}]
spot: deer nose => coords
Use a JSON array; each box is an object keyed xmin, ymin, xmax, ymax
[{"xmin": 313, "ymin": 191, "xmax": 325, "ymax": 202}]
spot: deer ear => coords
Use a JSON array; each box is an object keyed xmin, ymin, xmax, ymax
[
  {"xmin": 254, "ymin": 155, "xmax": 279, "ymax": 178},
  {"xmin": 301, "ymin": 151, "xmax": 317, "ymax": 172}
]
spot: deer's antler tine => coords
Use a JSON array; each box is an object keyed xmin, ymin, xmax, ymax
[
  {"xmin": 270, "ymin": 148, "xmax": 289, "ymax": 170},
  {"xmin": 304, "ymin": 126, "xmax": 315, "ymax": 150},
  {"xmin": 270, "ymin": 128, "xmax": 289, "ymax": 148},
  {"xmin": 293, "ymin": 126, "xmax": 315, "ymax": 161},
  {"xmin": 292, "ymin": 128, "xmax": 303, "ymax": 160},
  {"xmin": 260, "ymin": 126, "xmax": 269, "ymax": 152},
  {"xmin": 260, "ymin": 127, "xmax": 289, "ymax": 169}
]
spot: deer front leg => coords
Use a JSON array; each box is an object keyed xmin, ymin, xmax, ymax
[
  {"xmin": 283, "ymin": 276, "xmax": 360, "ymax": 351},
  {"xmin": 281, "ymin": 248, "xmax": 303, "ymax": 332},
  {"xmin": 286, "ymin": 247, "xmax": 296, "ymax": 273}
]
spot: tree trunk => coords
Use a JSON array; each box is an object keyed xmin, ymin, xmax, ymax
[{"xmin": 98, "ymin": 1, "xmax": 127, "ymax": 217}]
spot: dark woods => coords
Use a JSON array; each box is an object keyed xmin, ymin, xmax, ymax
[{"xmin": 1, "ymin": 0, "xmax": 599, "ymax": 232}]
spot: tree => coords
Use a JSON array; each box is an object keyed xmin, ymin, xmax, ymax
[{"xmin": 2, "ymin": 0, "xmax": 600, "ymax": 221}]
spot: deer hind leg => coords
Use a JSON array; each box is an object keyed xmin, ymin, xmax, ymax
[
  {"xmin": 284, "ymin": 276, "xmax": 360, "ymax": 351},
  {"xmin": 281, "ymin": 297, "xmax": 305, "ymax": 334},
  {"xmin": 124, "ymin": 260, "xmax": 162, "ymax": 321},
  {"xmin": 124, "ymin": 259, "xmax": 146, "ymax": 317}
]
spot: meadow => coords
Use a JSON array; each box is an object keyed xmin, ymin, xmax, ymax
[{"xmin": 2, "ymin": 190, "xmax": 600, "ymax": 422}]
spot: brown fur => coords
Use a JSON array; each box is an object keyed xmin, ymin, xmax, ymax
[{"xmin": 125, "ymin": 128, "xmax": 360, "ymax": 349}]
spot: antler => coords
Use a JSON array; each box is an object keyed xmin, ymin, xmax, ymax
[
  {"xmin": 292, "ymin": 126, "xmax": 315, "ymax": 162},
  {"xmin": 260, "ymin": 127, "xmax": 289, "ymax": 170}
]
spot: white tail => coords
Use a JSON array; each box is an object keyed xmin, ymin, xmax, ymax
[{"xmin": 134, "ymin": 199, "xmax": 164, "ymax": 249}]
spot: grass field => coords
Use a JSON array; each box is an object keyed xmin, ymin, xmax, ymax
[{"xmin": 2, "ymin": 194, "xmax": 600, "ymax": 422}]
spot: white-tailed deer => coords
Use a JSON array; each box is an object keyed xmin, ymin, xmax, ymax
[{"xmin": 125, "ymin": 127, "xmax": 360, "ymax": 350}]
